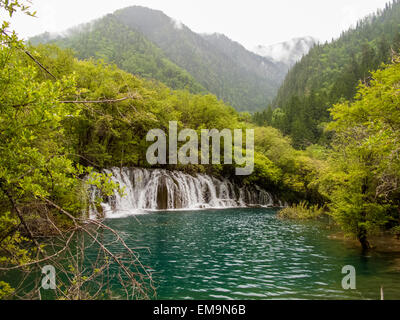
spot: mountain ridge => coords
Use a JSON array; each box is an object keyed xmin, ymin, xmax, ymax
[
  {"xmin": 30, "ymin": 5, "xmax": 289, "ymax": 113},
  {"xmin": 114, "ymin": 6, "xmax": 287, "ymax": 112},
  {"xmin": 30, "ymin": 14, "xmax": 206, "ymax": 94},
  {"xmin": 253, "ymin": 0, "xmax": 400, "ymax": 148}
]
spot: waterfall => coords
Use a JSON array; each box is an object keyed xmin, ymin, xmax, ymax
[{"xmin": 90, "ymin": 168, "xmax": 279, "ymax": 218}]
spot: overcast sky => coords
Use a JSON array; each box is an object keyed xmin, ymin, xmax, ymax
[{"xmin": 2, "ymin": 0, "xmax": 391, "ymax": 49}]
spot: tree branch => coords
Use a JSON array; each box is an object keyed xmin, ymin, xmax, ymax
[{"xmin": 59, "ymin": 97, "xmax": 131, "ymax": 104}]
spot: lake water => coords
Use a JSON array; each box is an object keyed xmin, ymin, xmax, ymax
[{"xmin": 103, "ymin": 208, "xmax": 400, "ymax": 300}]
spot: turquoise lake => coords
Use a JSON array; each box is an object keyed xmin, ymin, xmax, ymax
[{"xmin": 103, "ymin": 208, "xmax": 400, "ymax": 300}]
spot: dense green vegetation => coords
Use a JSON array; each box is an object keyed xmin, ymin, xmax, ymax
[
  {"xmin": 258, "ymin": 0, "xmax": 400, "ymax": 250},
  {"xmin": 278, "ymin": 201, "xmax": 325, "ymax": 220},
  {"xmin": 253, "ymin": 0, "xmax": 400, "ymax": 148},
  {"xmin": 0, "ymin": 2, "xmax": 132, "ymax": 299},
  {"xmin": 0, "ymin": 1, "xmax": 320, "ymax": 298},
  {"xmin": 2, "ymin": 0, "xmax": 400, "ymax": 300},
  {"xmin": 28, "ymin": 44, "xmax": 318, "ymax": 202},
  {"xmin": 317, "ymin": 58, "xmax": 400, "ymax": 250}
]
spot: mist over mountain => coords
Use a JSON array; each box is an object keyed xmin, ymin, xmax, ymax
[
  {"xmin": 253, "ymin": 36, "xmax": 317, "ymax": 68},
  {"xmin": 31, "ymin": 6, "xmax": 288, "ymax": 113},
  {"xmin": 201, "ymin": 32, "xmax": 286, "ymax": 82},
  {"xmin": 113, "ymin": 6, "xmax": 288, "ymax": 112},
  {"xmin": 253, "ymin": 1, "xmax": 400, "ymax": 149}
]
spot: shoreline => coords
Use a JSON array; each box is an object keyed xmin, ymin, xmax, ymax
[{"xmin": 328, "ymin": 232, "xmax": 400, "ymax": 254}]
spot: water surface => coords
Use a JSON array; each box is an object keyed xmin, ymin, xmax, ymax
[{"xmin": 104, "ymin": 208, "xmax": 400, "ymax": 300}]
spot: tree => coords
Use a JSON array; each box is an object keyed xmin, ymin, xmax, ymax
[
  {"xmin": 0, "ymin": 2, "xmax": 154, "ymax": 300},
  {"xmin": 320, "ymin": 56, "xmax": 400, "ymax": 250}
]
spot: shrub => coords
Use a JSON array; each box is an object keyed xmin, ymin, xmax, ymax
[{"xmin": 278, "ymin": 201, "xmax": 325, "ymax": 220}]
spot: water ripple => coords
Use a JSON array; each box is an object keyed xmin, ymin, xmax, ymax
[{"xmin": 102, "ymin": 208, "xmax": 400, "ymax": 300}]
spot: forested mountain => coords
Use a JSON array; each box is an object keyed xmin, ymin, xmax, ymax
[
  {"xmin": 30, "ymin": 15, "xmax": 205, "ymax": 94},
  {"xmin": 253, "ymin": 0, "xmax": 400, "ymax": 148},
  {"xmin": 253, "ymin": 36, "xmax": 317, "ymax": 68},
  {"xmin": 32, "ymin": 6, "xmax": 287, "ymax": 113},
  {"xmin": 114, "ymin": 6, "xmax": 287, "ymax": 112}
]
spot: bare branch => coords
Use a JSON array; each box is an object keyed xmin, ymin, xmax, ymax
[{"xmin": 59, "ymin": 97, "xmax": 129, "ymax": 104}]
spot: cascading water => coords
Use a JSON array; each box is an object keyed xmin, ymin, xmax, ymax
[{"xmin": 90, "ymin": 168, "xmax": 280, "ymax": 218}]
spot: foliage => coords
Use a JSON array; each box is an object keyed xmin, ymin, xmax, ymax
[
  {"xmin": 0, "ymin": 0, "xmax": 35, "ymax": 17},
  {"xmin": 0, "ymin": 27, "xmax": 318, "ymax": 270},
  {"xmin": 250, "ymin": 126, "xmax": 326, "ymax": 202},
  {"xmin": 0, "ymin": 4, "xmax": 129, "ymax": 299},
  {"xmin": 0, "ymin": 30, "xmax": 84, "ymax": 259},
  {"xmin": 0, "ymin": 33, "xmax": 324, "ymax": 297},
  {"xmin": 0, "ymin": 281, "xmax": 13, "ymax": 299},
  {"xmin": 278, "ymin": 201, "xmax": 325, "ymax": 220},
  {"xmin": 10, "ymin": 0, "xmax": 399, "ymax": 298},
  {"xmin": 8, "ymin": 41, "xmax": 324, "ymax": 202},
  {"xmin": 252, "ymin": 1, "xmax": 400, "ymax": 249},
  {"xmin": 318, "ymin": 57, "xmax": 400, "ymax": 249}
]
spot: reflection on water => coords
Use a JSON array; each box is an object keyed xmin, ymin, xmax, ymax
[{"xmin": 100, "ymin": 208, "xmax": 400, "ymax": 300}]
